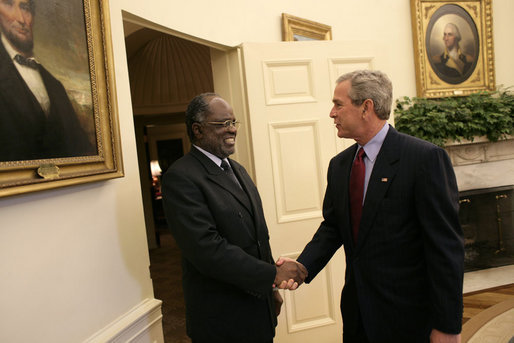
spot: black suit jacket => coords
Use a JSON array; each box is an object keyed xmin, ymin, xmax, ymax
[
  {"xmin": 0, "ymin": 39, "xmax": 95, "ymax": 161},
  {"xmin": 298, "ymin": 126, "xmax": 464, "ymax": 342},
  {"xmin": 162, "ymin": 147, "xmax": 277, "ymax": 342}
]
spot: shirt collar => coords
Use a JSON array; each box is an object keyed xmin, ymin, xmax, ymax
[
  {"xmin": 193, "ymin": 144, "xmax": 226, "ymax": 168},
  {"xmin": 360, "ymin": 123, "xmax": 389, "ymax": 162}
]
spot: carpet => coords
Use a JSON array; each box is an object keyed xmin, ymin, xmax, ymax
[
  {"xmin": 463, "ymin": 298, "xmax": 514, "ymax": 343},
  {"xmin": 149, "ymin": 231, "xmax": 191, "ymax": 343}
]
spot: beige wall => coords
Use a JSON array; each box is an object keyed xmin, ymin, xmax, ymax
[{"xmin": 0, "ymin": 0, "xmax": 512, "ymax": 341}]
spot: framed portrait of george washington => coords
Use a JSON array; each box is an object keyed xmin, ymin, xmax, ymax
[
  {"xmin": 410, "ymin": 0, "xmax": 495, "ymax": 97},
  {"xmin": 0, "ymin": 0, "xmax": 123, "ymax": 197}
]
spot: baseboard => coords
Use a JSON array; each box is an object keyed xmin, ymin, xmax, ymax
[{"xmin": 84, "ymin": 298, "xmax": 164, "ymax": 343}]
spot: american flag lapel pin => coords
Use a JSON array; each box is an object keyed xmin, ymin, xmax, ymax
[{"xmin": 381, "ymin": 177, "xmax": 388, "ymax": 182}]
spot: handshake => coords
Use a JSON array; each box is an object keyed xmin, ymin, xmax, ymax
[{"xmin": 273, "ymin": 257, "xmax": 308, "ymax": 290}]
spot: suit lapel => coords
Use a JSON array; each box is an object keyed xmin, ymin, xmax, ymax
[
  {"xmin": 355, "ymin": 128, "xmax": 401, "ymax": 252},
  {"xmin": 230, "ymin": 161, "xmax": 257, "ymax": 215},
  {"xmin": 191, "ymin": 148, "xmax": 254, "ymax": 215},
  {"xmin": 336, "ymin": 145, "xmax": 357, "ymax": 249},
  {"xmin": 0, "ymin": 41, "xmax": 47, "ymax": 124}
]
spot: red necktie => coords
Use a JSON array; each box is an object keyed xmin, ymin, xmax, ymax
[{"xmin": 349, "ymin": 148, "xmax": 366, "ymax": 243}]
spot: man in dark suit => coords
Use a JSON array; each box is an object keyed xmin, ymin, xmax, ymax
[
  {"xmin": 162, "ymin": 93, "xmax": 307, "ymax": 343},
  {"xmin": 279, "ymin": 70, "xmax": 464, "ymax": 342},
  {"xmin": 0, "ymin": 0, "xmax": 95, "ymax": 161}
]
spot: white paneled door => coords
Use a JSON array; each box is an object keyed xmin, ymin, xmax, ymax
[{"xmin": 213, "ymin": 40, "xmax": 377, "ymax": 342}]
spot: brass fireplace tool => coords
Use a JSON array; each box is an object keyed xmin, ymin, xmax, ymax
[{"xmin": 495, "ymin": 194, "xmax": 508, "ymax": 254}]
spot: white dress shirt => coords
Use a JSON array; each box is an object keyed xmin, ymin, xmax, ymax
[{"xmin": 357, "ymin": 123, "xmax": 390, "ymax": 202}]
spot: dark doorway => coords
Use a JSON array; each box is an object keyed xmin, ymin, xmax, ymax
[
  {"xmin": 133, "ymin": 115, "xmax": 191, "ymax": 342},
  {"xmin": 124, "ymin": 23, "xmax": 214, "ymax": 342}
]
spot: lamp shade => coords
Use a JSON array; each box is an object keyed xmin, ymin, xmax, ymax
[{"xmin": 150, "ymin": 160, "xmax": 162, "ymax": 177}]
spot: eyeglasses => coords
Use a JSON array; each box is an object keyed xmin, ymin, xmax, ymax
[{"xmin": 204, "ymin": 120, "xmax": 241, "ymax": 129}]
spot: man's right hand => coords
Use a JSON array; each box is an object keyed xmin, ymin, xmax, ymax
[{"xmin": 274, "ymin": 257, "xmax": 308, "ymax": 290}]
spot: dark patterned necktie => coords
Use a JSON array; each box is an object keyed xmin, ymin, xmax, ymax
[
  {"xmin": 220, "ymin": 160, "xmax": 242, "ymax": 189},
  {"xmin": 349, "ymin": 148, "xmax": 366, "ymax": 243},
  {"xmin": 14, "ymin": 54, "xmax": 38, "ymax": 69}
]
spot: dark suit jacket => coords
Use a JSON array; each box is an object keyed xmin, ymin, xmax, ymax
[
  {"xmin": 298, "ymin": 126, "xmax": 464, "ymax": 342},
  {"xmin": 162, "ymin": 147, "xmax": 277, "ymax": 342},
  {"xmin": 0, "ymin": 39, "xmax": 96, "ymax": 161}
]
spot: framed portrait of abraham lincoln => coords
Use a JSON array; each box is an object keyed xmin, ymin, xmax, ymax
[
  {"xmin": 0, "ymin": 0, "xmax": 123, "ymax": 197},
  {"xmin": 410, "ymin": 0, "xmax": 495, "ymax": 98}
]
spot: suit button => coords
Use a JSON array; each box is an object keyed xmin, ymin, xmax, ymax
[{"xmin": 238, "ymin": 212, "xmax": 243, "ymax": 218}]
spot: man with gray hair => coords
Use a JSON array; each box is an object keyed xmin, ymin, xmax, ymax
[
  {"xmin": 279, "ymin": 70, "xmax": 464, "ymax": 342},
  {"xmin": 0, "ymin": 0, "xmax": 95, "ymax": 161},
  {"xmin": 433, "ymin": 22, "xmax": 474, "ymax": 80}
]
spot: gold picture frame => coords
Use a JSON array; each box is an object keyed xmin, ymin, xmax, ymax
[
  {"xmin": 410, "ymin": 0, "xmax": 495, "ymax": 97},
  {"xmin": 282, "ymin": 13, "xmax": 332, "ymax": 41},
  {"xmin": 0, "ymin": 0, "xmax": 123, "ymax": 197}
]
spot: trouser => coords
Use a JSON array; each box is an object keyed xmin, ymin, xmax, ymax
[{"xmin": 342, "ymin": 316, "xmax": 369, "ymax": 343}]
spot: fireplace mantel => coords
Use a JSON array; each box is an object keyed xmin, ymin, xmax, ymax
[
  {"xmin": 444, "ymin": 136, "xmax": 514, "ymax": 192},
  {"xmin": 445, "ymin": 135, "xmax": 514, "ymax": 166}
]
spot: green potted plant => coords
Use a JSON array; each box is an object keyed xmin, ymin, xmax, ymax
[{"xmin": 394, "ymin": 88, "xmax": 514, "ymax": 147}]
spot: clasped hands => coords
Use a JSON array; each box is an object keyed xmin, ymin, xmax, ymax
[{"xmin": 273, "ymin": 257, "xmax": 307, "ymax": 290}]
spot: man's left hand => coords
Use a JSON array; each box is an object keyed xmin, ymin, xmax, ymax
[
  {"xmin": 273, "ymin": 290, "xmax": 283, "ymax": 316},
  {"xmin": 430, "ymin": 329, "xmax": 461, "ymax": 343}
]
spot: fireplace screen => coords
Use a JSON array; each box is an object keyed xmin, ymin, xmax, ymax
[{"xmin": 459, "ymin": 186, "xmax": 514, "ymax": 272}]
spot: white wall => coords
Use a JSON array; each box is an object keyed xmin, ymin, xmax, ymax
[
  {"xmin": 0, "ymin": 0, "xmax": 512, "ymax": 341},
  {"xmin": 492, "ymin": 0, "xmax": 514, "ymax": 88}
]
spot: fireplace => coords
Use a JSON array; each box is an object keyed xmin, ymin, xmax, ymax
[
  {"xmin": 459, "ymin": 186, "xmax": 514, "ymax": 272},
  {"xmin": 444, "ymin": 137, "xmax": 514, "ymax": 291}
]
